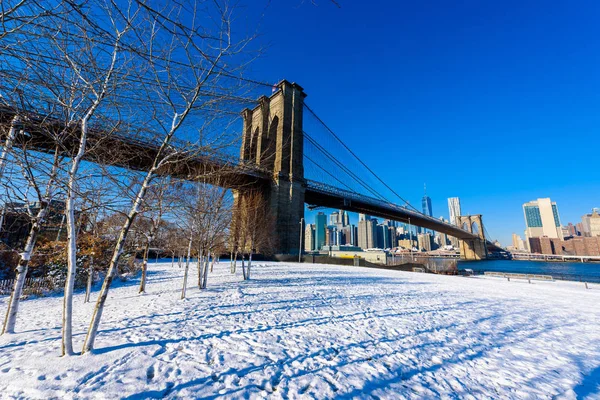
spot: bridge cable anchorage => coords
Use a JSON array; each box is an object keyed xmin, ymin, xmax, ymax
[
  {"xmin": 303, "ymin": 103, "xmax": 420, "ymax": 213},
  {"xmin": 304, "ymin": 132, "xmax": 389, "ymax": 201}
]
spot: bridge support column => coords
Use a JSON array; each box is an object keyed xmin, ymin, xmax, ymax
[
  {"xmin": 457, "ymin": 215, "xmax": 488, "ymax": 260},
  {"xmin": 234, "ymin": 80, "xmax": 306, "ymax": 255}
]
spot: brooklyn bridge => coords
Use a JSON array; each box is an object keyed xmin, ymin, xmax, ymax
[{"xmin": 0, "ymin": 80, "xmax": 502, "ymax": 260}]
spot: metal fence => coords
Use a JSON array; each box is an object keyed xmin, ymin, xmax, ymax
[
  {"xmin": 0, "ymin": 277, "xmax": 63, "ymax": 297},
  {"xmin": 461, "ymin": 269, "xmax": 600, "ymax": 284}
]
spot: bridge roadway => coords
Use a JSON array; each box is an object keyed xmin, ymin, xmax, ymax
[
  {"xmin": 0, "ymin": 105, "xmax": 269, "ymax": 189},
  {"xmin": 1, "ymin": 106, "xmax": 487, "ymax": 243},
  {"xmin": 305, "ymin": 180, "xmax": 482, "ymax": 241}
]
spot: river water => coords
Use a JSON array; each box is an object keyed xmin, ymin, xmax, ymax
[
  {"xmin": 458, "ymin": 259, "xmax": 600, "ymax": 283},
  {"xmin": 151, "ymin": 257, "xmax": 600, "ymax": 284}
]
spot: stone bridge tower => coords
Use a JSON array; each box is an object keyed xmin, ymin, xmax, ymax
[
  {"xmin": 458, "ymin": 215, "xmax": 488, "ymax": 260},
  {"xmin": 234, "ymin": 80, "xmax": 306, "ymax": 255}
]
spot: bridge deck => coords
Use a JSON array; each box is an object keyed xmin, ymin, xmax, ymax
[
  {"xmin": 0, "ymin": 106, "xmax": 270, "ymax": 189},
  {"xmin": 2, "ymin": 106, "xmax": 495, "ymax": 244},
  {"xmin": 305, "ymin": 180, "xmax": 481, "ymax": 241}
]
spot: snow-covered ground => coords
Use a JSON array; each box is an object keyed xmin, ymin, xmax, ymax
[{"xmin": 1, "ymin": 262, "xmax": 600, "ymax": 399}]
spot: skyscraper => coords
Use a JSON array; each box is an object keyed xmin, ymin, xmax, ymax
[
  {"xmin": 342, "ymin": 210, "xmax": 350, "ymax": 226},
  {"xmin": 315, "ymin": 212, "xmax": 327, "ymax": 250},
  {"xmin": 358, "ymin": 216, "xmax": 376, "ymax": 249},
  {"xmin": 523, "ymin": 198, "xmax": 564, "ymax": 242},
  {"xmin": 304, "ymin": 224, "xmax": 315, "ymax": 251},
  {"xmin": 350, "ymin": 224, "xmax": 358, "ymax": 246},
  {"xmin": 422, "ymin": 187, "xmax": 432, "ymax": 217},
  {"xmin": 329, "ymin": 211, "xmax": 339, "ymax": 226},
  {"xmin": 448, "ymin": 197, "xmax": 462, "ymax": 226}
]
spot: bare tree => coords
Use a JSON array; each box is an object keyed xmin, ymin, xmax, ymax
[
  {"xmin": 170, "ymin": 183, "xmax": 198, "ymax": 300},
  {"xmin": 58, "ymin": 4, "xmax": 133, "ymax": 357},
  {"xmin": 81, "ymin": 0, "xmax": 255, "ymax": 354},
  {"xmin": 1, "ymin": 143, "xmax": 64, "ymax": 334},
  {"xmin": 137, "ymin": 179, "xmax": 172, "ymax": 293},
  {"xmin": 195, "ymin": 182, "xmax": 231, "ymax": 289},
  {"xmin": 235, "ymin": 189, "xmax": 275, "ymax": 280}
]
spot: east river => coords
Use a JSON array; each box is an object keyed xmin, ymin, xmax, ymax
[{"xmin": 458, "ymin": 259, "xmax": 600, "ymax": 283}]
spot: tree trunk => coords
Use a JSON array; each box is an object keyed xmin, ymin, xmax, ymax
[
  {"xmin": 0, "ymin": 115, "xmax": 20, "ymax": 179},
  {"xmin": 232, "ymin": 251, "xmax": 238, "ymax": 274},
  {"xmin": 241, "ymin": 255, "xmax": 246, "ymax": 280},
  {"xmin": 2, "ymin": 209, "xmax": 48, "ymax": 334},
  {"xmin": 247, "ymin": 251, "xmax": 253, "ymax": 281},
  {"xmin": 181, "ymin": 232, "xmax": 193, "ymax": 300},
  {"xmin": 171, "ymin": 253, "xmax": 175, "ymax": 268},
  {"xmin": 210, "ymin": 254, "xmax": 215, "ymax": 273},
  {"xmin": 139, "ymin": 239, "xmax": 151, "ymax": 294},
  {"xmin": 84, "ymin": 256, "xmax": 94, "ymax": 303},
  {"xmin": 197, "ymin": 249, "xmax": 203, "ymax": 288},
  {"xmin": 81, "ymin": 167, "xmax": 153, "ymax": 354},
  {"xmin": 62, "ymin": 118, "xmax": 91, "ymax": 356},
  {"xmin": 2, "ymin": 206, "xmax": 46, "ymax": 335},
  {"xmin": 201, "ymin": 251, "xmax": 210, "ymax": 289}
]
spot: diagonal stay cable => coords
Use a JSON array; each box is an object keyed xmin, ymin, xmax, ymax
[
  {"xmin": 304, "ymin": 132, "xmax": 389, "ymax": 202},
  {"xmin": 304, "ymin": 154, "xmax": 356, "ymax": 193},
  {"xmin": 304, "ymin": 102, "xmax": 420, "ymax": 213}
]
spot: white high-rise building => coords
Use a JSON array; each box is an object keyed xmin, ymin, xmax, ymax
[
  {"xmin": 304, "ymin": 224, "xmax": 315, "ymax": 251},
  {"xmin": 448, "ymin": 197, "xmax": 461, "ymax": 226},
  {"xmin": 447, "ymin": 198, "xmax": 461, "ymax": 249},
  {"xmin": 523, "ymin": 198, "xmax": 564, "ymax": 241}
]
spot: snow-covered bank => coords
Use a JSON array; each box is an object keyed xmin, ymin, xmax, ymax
[{"xmin": 1, "ymin": 262, "xmax": 599, "ymax": 399}]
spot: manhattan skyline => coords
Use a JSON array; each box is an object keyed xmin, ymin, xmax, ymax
[{"xmin": 247, "ymin": 1, "xmax": 600, "ymax": 247}]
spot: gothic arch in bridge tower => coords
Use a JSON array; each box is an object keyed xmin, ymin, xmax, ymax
[
  {"xmin": 234, "ymin": 80, "xmax": 306, "ymax": 255},
  {"xmin": 457, "ymin": 215, "xmax": 488, "ymax": 261}
]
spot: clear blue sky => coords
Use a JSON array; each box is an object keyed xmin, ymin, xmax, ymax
[{"xmin": 242, "ymin": 0, "xmax": 600, "ymax": 245}]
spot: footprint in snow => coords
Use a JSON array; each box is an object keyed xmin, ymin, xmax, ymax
[{"xmin": 146, "ymin": 365, "xmax": 155, "ymax": 382}]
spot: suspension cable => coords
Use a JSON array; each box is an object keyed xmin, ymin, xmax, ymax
[
  {"xmin": 304, "ymin": 132, "xmax": 389, "ymax": 202},
  {"xmin": 303, "ymin": 102, "xmax": 420, "ymax": 213}
]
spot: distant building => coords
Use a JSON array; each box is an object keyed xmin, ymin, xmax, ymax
[
  {"xmin": 447, "ymin": 197, "xmax": 461, "ymax": 248},
  {"xmin": 421, "ymin": 185, "xmax": 433, "ymax": 236},
  {"xmin": 398, "ymin": 238, "xmax": 415, "ymax": 250},
  {"xmin": 437, "ymin": 232, "xmax": 448, "ymax": 248},
  {"xmin": 342, "ymin": 210, "xmax": 350, "ymax": 226},
  {"xmin": 417, "ymin": 233, "xmax": 432, "ymax": 252},
  {"xmin": 511, "ymin": 233, "xmax": 526, "ymax": 251},
  {"xmin": 325, "ymin": 226, "xmax": 337, "ymax": 246},
  {"xmin": 329, "ymin": 211, "xmax": 339, "ymax": 227},
  {"xmin": 523, "ymin": 198, "xmax": 563, "ymax": 243},
  {"xmin": 581, "ymin": 209, "xmax": 600, "ymax": 237},
  {"xmin": 590, "ymin": 210, "xmax": 600, "ymax": 237},
  {"xmin": 576, "ymin": 222, "xmax": 585, "ymax": 237},
  {"xmin": 448, "ymin": 197, "xmax": 461, "ymax": 226},
  {"xmin": 358, "ymin": 216, "xmax": 376, "ymax": 249},
  {"xmin": 566, "ymin": 222, "xmax": 578, "ymax": 237},
  {"xmin": 304, "ymin": 224, "xmax": 315, "ymax": 251},
  {"xmin": 529, "ymin": 236, "xmax": 600, "ymax": 257},
  {"xmin": 376, "ymin": 224, "xmax": 395, "ymax": 249},
  {"xmin": 350, "ymin": 224, "xmax": 358, "ymax": 246},
  {"xmin": 314, "ymin": 212, "xmax": 327, "ymax": 250}
]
